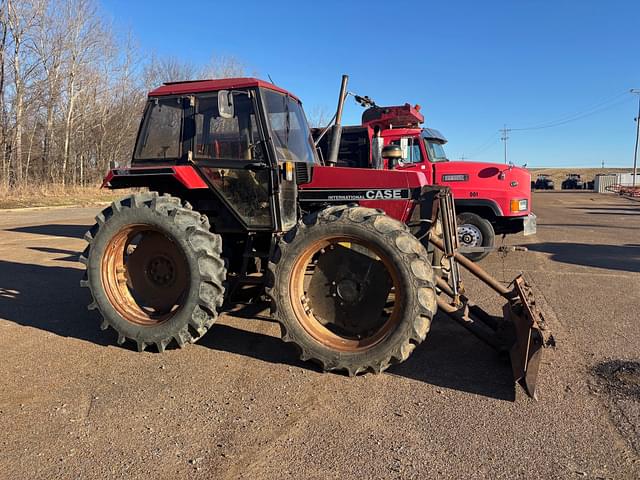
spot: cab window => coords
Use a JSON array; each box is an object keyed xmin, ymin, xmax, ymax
[
  {"xmin": 135, "ymin": 97, "xmax": 183, "ymax": 160},
  {"xmin": 194, "ymin": 92, "xmax": 263, "ymax": 161},
  {"xmin": 391, "ymin": 137, "xmax": 423, "ymax": 164},
  {"xmin": 424, "ymin": 139, "xmax": 448, "ymax": 162},
  {"xmin": 262, "ymin": 90, "xmax": 316, "ymax": 164}
]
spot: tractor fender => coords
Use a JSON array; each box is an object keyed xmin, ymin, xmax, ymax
[{"xmin": 102, "ymin": 166, "xmax": 208, "ymax": 190}]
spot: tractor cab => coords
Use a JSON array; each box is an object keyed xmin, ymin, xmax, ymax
[{"xmin": 127, "ymin": 78, "xmax": 318, "ymax": 232}]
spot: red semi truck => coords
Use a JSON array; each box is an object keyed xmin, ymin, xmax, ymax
[{"xmin": 314, "ymin": 103, "xmax": 536, "ymax": 260}]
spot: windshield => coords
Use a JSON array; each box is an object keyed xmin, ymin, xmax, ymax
[
  {"xmin": 262, "ymin": 90, "xmax": 316, "ymax": 164},
  {"xmin": 424, "ymin": 139, "xmax": 448, "ymax": 162},
  {"xmin": 134, "ymin": 97, "xmax": 183, "ymax": 160}
]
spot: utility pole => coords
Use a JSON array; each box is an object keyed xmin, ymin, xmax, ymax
[
  {"xmin": 500, "ymin": 125, "xmax": 511, "ymax": 164},
  {"xmin": 460, "ymin": 154, "xmax": 467, "ymax": 161},
  {"xmin": 631, "ymin": 89, "xmax": 640, "ymax": 187},
  {"xmin": 601, "ymin": 160, "xmax": 605, "ymax": 170}
]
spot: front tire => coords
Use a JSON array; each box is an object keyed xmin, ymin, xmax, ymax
[
  {"xmin": 266, "ymin": 206, "xmax": 437, "ymax": 375},
  {"xmin": 456, "ymin": 212, "xmax": 495, "ymax": 262},
  {"xmin": 80, "ymin": 192, "xmax": 226, "ymax": 352}
]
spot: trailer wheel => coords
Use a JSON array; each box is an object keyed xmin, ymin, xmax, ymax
[
  {"xmin": 267, "ymin": 206, "xmax": 436, "ymax": 375},
  {"xmin": 80, "ymin": 192, "xmax": 226, "ymax": 352},
  {"xmin": 456, "ymin": 212, "xmax": 495, "ymax": 262}
]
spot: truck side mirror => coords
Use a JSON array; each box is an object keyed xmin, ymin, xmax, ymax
[
  {"xmin": 381, "ymin": 145, "xmax": 402, "ymax": 169},
  {"xmin": 218, "ymin": 90, "xmax": 235, "ymax": 119}
]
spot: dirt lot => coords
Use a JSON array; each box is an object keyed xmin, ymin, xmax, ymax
[{"xmin": 0, "ymin": 192, "xmax": 639, "ymax": 479}]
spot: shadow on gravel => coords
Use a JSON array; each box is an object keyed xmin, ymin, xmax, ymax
[
  {"xmin": 201, "ymin": 313, "xmax": 516, "ymax": 401},
  {"xmin": 587, "ymin": 211, "xmax": 640, "ymax": 216},
  {"xmin": 540, "ymin": 223, "xmax": 640, "ymax": 230},
  {"xmin": 388, "ymin": 315, "xmax": 516, "ymax": 401},
  {"xmin": 28, "ymin": 247, "xmax": 80, "ymax": 262},
  {"xmin": 528, "ymin": 242, "xmax": 640, "ymax": 273},
  {"xmin": 6, "ymin": 224, "xmax": 89, "ymax": 239},
  {"xmin": 199, "ymin": 322, "xmax": 314, "ymax": 371},
  {"xmin": 0, "ymin": 260, "xmax": 111, "ymax": 346},
  {"xmin": 570, "ymin": 206, "xmax": 640, "ymax": 212}
]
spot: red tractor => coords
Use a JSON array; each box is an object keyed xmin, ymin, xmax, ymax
[{"xmin": 81, "ymin": 77, "xmax": 551, "ymax": 396}]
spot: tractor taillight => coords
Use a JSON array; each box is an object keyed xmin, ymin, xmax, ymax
[{"xmin": 284, "ymin": 162, "xmax": 294, "ymax": 181}]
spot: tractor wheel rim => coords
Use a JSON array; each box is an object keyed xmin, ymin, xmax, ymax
[
  {"xmin": 458, "ymin": 224, "xmax": 483, "ymax": 247},
  {"xmin": 101, "ymin": 224, "xmax": 189, "ymax": 326},
  {"xmin": 289, "ymin": 235, "xmax": 403, "ymax": 352}
]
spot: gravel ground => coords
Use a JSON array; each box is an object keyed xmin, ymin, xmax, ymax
[{"xmin": 0, "ymin": 192, "xmax": 638, "ymax": 479}]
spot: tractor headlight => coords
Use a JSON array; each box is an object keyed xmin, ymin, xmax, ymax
[{"xmin": 510, "ymin": 199, "xmax": 528, "ymax": 212}]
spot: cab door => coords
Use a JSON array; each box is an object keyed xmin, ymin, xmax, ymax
[
  {"xmin": 388, "ymin": 136, "xmax": 434, "ymax": 183},
  {"xmin": 191, "ymin": 90, "xmax": 277, "ymax": 231}
]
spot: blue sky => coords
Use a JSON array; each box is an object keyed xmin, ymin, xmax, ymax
[{"xmin": 103, "ymin": 0, "xmax": 639, "ymax": 168}]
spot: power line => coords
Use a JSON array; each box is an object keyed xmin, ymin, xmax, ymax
[
  {"xmin": 466, "ymin": 132, "xmax": 500, "ymax": 157},
  {"xmin": 511, "ymin": 91, "xmax": 630, "ymax": 131},
  {"xmin": 461, "ymin": 90, "xmax": 632, "ymax": 162}
]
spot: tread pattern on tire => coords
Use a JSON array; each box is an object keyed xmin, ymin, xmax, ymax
[
  {"xmin": 266, "ymin": 205, "xmax": 437, "ymax": 375},
  {"xmin": 80, "ymin": 192, "xmax": 226, "ymax": 352}
]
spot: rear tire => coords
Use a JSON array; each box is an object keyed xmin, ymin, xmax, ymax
[
  {"xmin": 266, "ymin": 205, "xmax": 437, "ymax": 375},
  {"xmin": 80, "ymin": 192, "xmax": 226, "ymax": 352},
  {"xmin": 457, "ymin": 212, "xmax": 495, "ymax": 262}
]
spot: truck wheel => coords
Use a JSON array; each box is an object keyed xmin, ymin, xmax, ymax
[
  {"xmin": 80, "ymin": 192, "xmax": 226, "ymax": 352},
  {"xmin": 266, "ymin": 206, "xmax": 437, "ymax": 375},
  {"xmin": 456, "ymin": 212, "xmax": 495, "ymax": 262}
]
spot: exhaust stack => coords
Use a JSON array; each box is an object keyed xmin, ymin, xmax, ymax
[{"xmin": 326, "ymin": 74, "xmax": 349, "ymax": 166}]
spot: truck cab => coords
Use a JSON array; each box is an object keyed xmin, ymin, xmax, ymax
[{"xmin": 314, "ymin": 103, "xmax": 536, "ymax": 260}]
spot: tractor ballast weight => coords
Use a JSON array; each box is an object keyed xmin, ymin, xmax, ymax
[{"xmin": 82, "ymin": 76, "xmax": 553, "ymax": 399}]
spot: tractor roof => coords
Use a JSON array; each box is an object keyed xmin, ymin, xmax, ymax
[{"xmin": 148, "ymin": 77, "xmax": 299, "ymax": 100}]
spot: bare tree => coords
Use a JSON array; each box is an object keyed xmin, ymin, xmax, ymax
[
  {"xmin": 59, "ymin": 0, "xmax": 103, "ymax": 186},
  {"xmin": 33, "ymin": 0, "xmax": 64, "ymax": 181},
  {"xmin": 142, "ymin": 54, "xmax": 199, "ymax": 91},
  {"xmin": 307, "ymin": 104, "xmax": 332, "ymax": 128},
  {"xmin": 0, "ymin": 0, "xmax": 250, "ymax": 192},
  {"xmin": 0, "ymin": 0, "xmax": 9, "ymax": 188},
  {"xmin": 201, "ymin": 54, "xmax": 245, "ymax": 79},
  {"xmin": 6, "ymin": 0, "xmax": 44, "ymax": 186}
]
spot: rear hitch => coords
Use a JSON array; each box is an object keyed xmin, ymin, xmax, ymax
[{"xmin": 430, "ymin": 190, "xmax": 555, "ymax": 399}]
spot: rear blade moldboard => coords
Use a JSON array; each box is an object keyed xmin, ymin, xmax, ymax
[{"xmin": 507, "ymin": 276, "xmax": 549, "ymax": 399}]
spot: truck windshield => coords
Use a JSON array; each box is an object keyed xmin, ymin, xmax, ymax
[
  {"xmin": 134, "ymin": 97, "xmax": 183, "ymax": 160},
  {"xmin": 262, "ymin": 90, "xmax": 316, "ymax": 164},
  {"xmin": 424, "ymin": 140, "xmax": 448, "ymax": 162}
]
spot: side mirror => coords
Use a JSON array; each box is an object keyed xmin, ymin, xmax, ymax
[
  {"xmin": 381, "ymin": 145, "xmax": 403, "ymax": 170},
  {"xmin": 218, "ymin": 90, "xmax": 234, "ymax": 119},
  {"xmin": 381, "ymin": 145, "xmax": 403, "ymax": 160}
]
